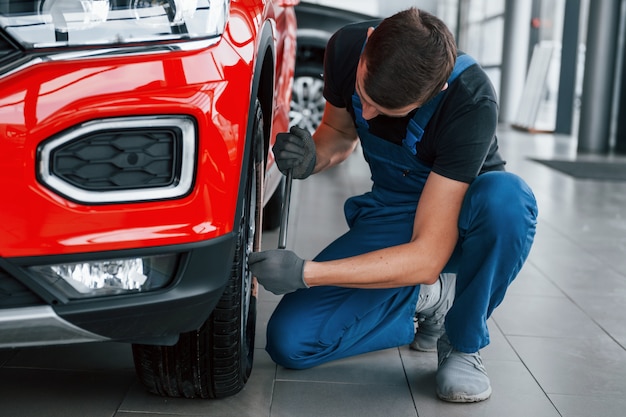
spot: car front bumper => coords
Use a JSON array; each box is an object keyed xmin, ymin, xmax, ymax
[{"xmin": 0, "ymin": 232, "xmax": 236, "ymax": 347}]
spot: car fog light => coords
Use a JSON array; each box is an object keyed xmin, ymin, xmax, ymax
[{"xmin": 30, "ymin": 254, "xmax": 179, "ymax": 298}]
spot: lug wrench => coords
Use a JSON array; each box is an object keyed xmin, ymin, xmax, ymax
[{"xmin": 277, "ymin": 169, "xmax": 293, "ymax": 249}]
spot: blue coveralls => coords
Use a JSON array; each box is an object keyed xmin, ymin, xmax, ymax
[{"xmin": 266, "ymin": 63, "xmax": 538, "ymax": 370}]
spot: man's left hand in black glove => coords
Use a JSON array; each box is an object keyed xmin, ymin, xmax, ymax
[{"xmin": 248, "ymin": 250, "xmax": 309, "ymax": 295}]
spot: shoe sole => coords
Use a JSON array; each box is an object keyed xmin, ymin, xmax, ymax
[{"xmin": 436, "ymin": 385, "xmax": 492, "ymax": 403}]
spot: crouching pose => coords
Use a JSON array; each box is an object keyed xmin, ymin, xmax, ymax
[{"xmin": 249, "ymin": 7, "xmax": 537, "ymax": 403}]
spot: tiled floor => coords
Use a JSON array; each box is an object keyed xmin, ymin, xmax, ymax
[{"xmin": 2, "ymin": 125, "xmax": 626, "ymax": 416}]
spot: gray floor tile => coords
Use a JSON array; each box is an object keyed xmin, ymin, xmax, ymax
[
  {"xmin": 276, "ymin": 348, "xmax": 407, "ymax": 385},
  {"xmin": 565, "ymin": 291, "xmax": 626, "ymax": 348},
  {"xmin": 544, "ymin": 263, "xmax": 626, "ymax": 297},
  {"xmin": 492, "ymin": 294, "xmax": 607, "ymax": 339},
  {"xmin": 549, "ymin": 394, "xmax": 626, "ymax": 417},
  {"xmin": 271, "ymin": 380, "xmax": 418, "ymax": 417},
  {"xmin": 507, "ymin": 334, "xmax": 626, "ymax": 397},
  {"xmin": 580, "ymin": 235, "xmax": 626, "ymax": 273},
  {"xmin": 528, "ymin": 226, "xmax": 610, "ymax": 283}
]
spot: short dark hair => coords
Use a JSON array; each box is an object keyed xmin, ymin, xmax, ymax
[{"xmin": 362, "ymin": 8, "xmax": 457, "ymax": 109}]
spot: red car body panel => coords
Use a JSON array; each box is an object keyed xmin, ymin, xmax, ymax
[
  {"xmin": 0, "ymin": 0, "xmax": 295, "ymax": 258},
  {"xmin": 0, "ymin": 0, "xmax": 297, "ymax": 348}
]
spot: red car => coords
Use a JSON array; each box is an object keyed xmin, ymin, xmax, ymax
[{"xmin": 0, "ymin": 0, "xmax": 298, "ymax": 399}]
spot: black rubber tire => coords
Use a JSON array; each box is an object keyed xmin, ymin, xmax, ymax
[{"xmin": 131, "ymin": 100, "xmax": 263, "ymax": 399}]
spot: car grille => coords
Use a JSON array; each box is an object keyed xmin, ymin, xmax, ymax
[
  {"xmin": 38, "ymin": 116, "xmax": 197, "ymax": 204},
  {"xmin": 0, "ymin": 266, "xmax": 45, "ymax": 308},
  {"xmin": 52, "ymin": 128, "xmax": 179, "ymax": 191}
]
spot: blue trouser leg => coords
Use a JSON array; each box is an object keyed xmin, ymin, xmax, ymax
[
  {"xmin": 443, "ymin": 171, "xmax": 538, "ymax": 352},
  {"xmin": 266, "ymin": 217, "xmax": 420, "ymax": 369},
  {"xmin": 266, "ymin": 171, "xmax": 538, "ymax": 368},
  {"xmin": 266, "ymin": 285, "xmax": 419, "ymax": 369}
]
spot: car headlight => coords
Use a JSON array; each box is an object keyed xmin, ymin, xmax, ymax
[
  {"xmin": 0, "ymin": 0, "xmax": 230, "ymax": 48},
  {"xmin": 29, "ymin": 253, "xmax": 180, "ymax": 299}
]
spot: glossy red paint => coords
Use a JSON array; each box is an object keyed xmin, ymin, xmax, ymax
[{"xmin": 0, "ymin": 0, "xmax": 296, "ymax": 257}]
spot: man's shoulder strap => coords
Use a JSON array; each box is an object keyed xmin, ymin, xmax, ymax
[
  {"xmin": 403, "ymin": 54, "xmax": 478, "ymax": 154},
  {"xmin": 448, "ymin": 54, "xmax": 477, "ymax": 84}
]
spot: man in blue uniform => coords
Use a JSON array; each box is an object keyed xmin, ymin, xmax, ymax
[{"xmin": 249, "ymin": 8, "xmax": 538, "ymax": 403}]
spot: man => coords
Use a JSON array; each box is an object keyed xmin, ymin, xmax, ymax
[{"xmin": 249, "ymin": 8, "xmax": 537, "ymax": 403}]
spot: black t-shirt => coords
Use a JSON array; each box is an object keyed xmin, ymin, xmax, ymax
[{"xmin": 323, "ymin": 20, "xmax": 506, "ymax": 183}]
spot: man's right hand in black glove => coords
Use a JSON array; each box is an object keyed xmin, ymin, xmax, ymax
[{"xmin": 273, "ymin": 126, "xmax": 316, "ymax": 179}]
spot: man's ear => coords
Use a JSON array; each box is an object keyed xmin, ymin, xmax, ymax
[
  {"xmin": 367, "ymin": 27, "xmax": 375, "ymax": 38},
  {"xmin": 442, "ymin": 82, "xmax": 449, "ymax": 91}
]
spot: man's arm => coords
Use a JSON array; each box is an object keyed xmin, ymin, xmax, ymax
[
  {"xmin": 303, "ymin": 171, "xmax": 469, "ymax": 287},
  {"xmin": 311, "ymin": 102, "xmax": 360, "ymax": 173}
]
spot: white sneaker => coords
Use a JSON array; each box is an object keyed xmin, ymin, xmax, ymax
[
  {"xmin": 410, "ymin": 273, "xmax": 455, "ymax": 352},
  {"xmin": 436, "ymin": 334, "xmax": 492, "ymax": 403}
]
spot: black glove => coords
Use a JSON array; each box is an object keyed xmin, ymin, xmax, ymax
[
  {"xmin": 273, "ymin": 126, "xmax": 316, "ymax": 179},
  {"xmin": 248, "ymin": 249, "xmax": 309, "ymax": 295}
]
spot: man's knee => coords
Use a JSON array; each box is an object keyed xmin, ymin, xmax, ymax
[
  {"xmin": 266, "ymin": 303, "xmax": 319, "ymax": 370},
  {"xmin": 465, "ymin": 171, "xmax": 538, "ymax": 229}
]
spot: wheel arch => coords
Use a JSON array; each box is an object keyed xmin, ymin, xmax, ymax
[{"xmin": 236, "ymin": 21, "xmax": 276, "ymax": 226}]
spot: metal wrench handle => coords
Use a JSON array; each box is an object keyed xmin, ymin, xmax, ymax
[{"xmin": 277, "ymin": 169, "xmax": 293, "ymax": 249}]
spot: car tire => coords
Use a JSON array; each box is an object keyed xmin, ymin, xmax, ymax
[
  {"xmin": 131, "ymin": 99, "xmax": 264, "ymax": 399},
  {"xmin": 289, "ymin": 64, "xmax": 325, "ymax": 132}
]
